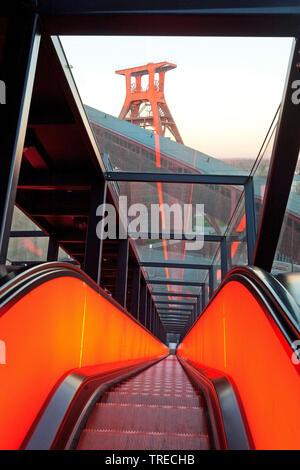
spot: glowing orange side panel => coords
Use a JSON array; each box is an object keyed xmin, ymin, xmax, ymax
[
  {"xmin": 0, "ymin": 277, "xmax": 167, "ymax": 449},
  {"xmin": 177, "ymin": 281, "xmax": 300, "ymax": 450}
]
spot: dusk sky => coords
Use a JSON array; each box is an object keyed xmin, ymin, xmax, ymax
[{"xmin": 60, "ymin": 35, "xmax": 293, "ymax": 160}]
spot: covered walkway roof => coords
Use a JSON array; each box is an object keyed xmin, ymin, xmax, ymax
[{"xmin": 1, "ymin": 2, "xmax": 299, "ymax": 337}]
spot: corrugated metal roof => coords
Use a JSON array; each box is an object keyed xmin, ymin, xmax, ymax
[
  {"xmin": 85, "ymin": 104, "xmax": 300, "ymax": 218},
  {"xmin": 85, "ymin": 104, "xmax": 247, "ymax": 176}
]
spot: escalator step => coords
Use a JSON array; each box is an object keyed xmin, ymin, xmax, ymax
[
  {"xmin": 101, "ymin": 391, "xmax": 202, "ymax": 407},
  {"xmin": 77, "ymin": 429, "xmax": 210, "ymax": 450},
  {"xmin": 76, "ymin": 356, "xmax": 211, "ymax": 450},
  {"xmin": 84, "ymin": 402, "xmax": 208, "ymax": 435}
]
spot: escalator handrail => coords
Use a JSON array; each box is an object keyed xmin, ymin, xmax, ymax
[
  {"xmin": 184, "ymin": 265, "xmax": 300, "ymax": 347},
  {"xmin": 178, "ymin": 356, "xmax": 252, "ymax": 450},
  {"xmin": 0, "ymin": 261, "xmax": 158, "ymax": 340},
  {"xmin": 22, "ymin": 355, "xmax": 168, "ymax": 450}
]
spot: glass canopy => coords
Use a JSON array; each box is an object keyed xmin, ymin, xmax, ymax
[{"xmin": 59, "ymin": 35, "xmax": 293, "ymax": 335}]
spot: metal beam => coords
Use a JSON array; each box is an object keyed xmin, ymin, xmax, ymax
[
  {"xmin": 159, "ymin": 311, "xmax": 191, "ymax": 315},
  {"xmin": 0, "ymin": 11, "xmax": 40, "ymax": 263},
  {"xmin": 209, "ymin": 268, "xmax": 214, "ymax": 299},
  {"xmin": 152, "ymin": 292, "xmax": 200, "ymax": 298},
  {"xmin": 47, "ymin": 234, "xmax": 59, "ymax": 262},
  {"xmin": 141, "ymin": 261, "xmax": 210, "ymax": 270},
  {"xmin": 160, "ymin": 317, "xmax": 188, "ymax": 321},
  {"xmin": 202, "ymin": 285, "xmax": 206, "ymax": 309},
  {"xmin": 130, "ymin": 265, "xmax": 141, "ymax": 319},
  {"xmin": 84, "ymin": 179, "xmax": 107, "ymax": 284},
  {"xmin": 196, "ymin": 297, "xmax": 201, "ymax": 318},
  {"xmin": 155, "ymin": 301, "xmax": 195, "ymax": 306},
  {"xmin": 18, "ymin": 173, "xmax": 91, "ymax": 191},
  {"xmin": 146, "ymin": 290, "xmax": 151, "ymax": 330},
  {"xmin": 159, "ymin": 313, "xmax": 190, "ymax": 318},
  {"xmin": 139, "ymin": 280, "xmax": 147, "ymax": 325},
  {"xmin": 56, "ymin": 231, "xmax": 85, "ymax": 243},
  {"xmin": 220, "ymin": 237, "xmax": 228, "ymax": 280},
  {"xmin": 10, "ymin": 230, "xmax": 47, "ymax": 238},
  {"xmin": 39, "ymin": 2, "xmax": 300, "ymax": 38},
  {"xmin": 106, "ymin": 172, "xmax": 248, "ymax": 185},
  {"xmin": 147, "ymin": 279, "xmax": 204, "ymax": 287},
  {"xmin": 244, "ymin": 178, "xmax": 257, "ymax": 264},
  {"xmin": 115, "ymin": 239, "xmax": 129, "ymax": 307},
  {"xmin": 253, "ymin": 38, "xmax": 300, "ymax": 272},
  {"xmin": 159, "ymin": 300, "xmax": 197, "ymax": 310},
  {"xmin": 157, "ymin": 308, "xmax": 194, "ymax": 312},
  {"xmin": 192, "ymin": 305, "xmax": 196, "ymax": 323},
  {"xmin": 162, "ymin": 318, "xmax": 187, "ymax": 322},
  {"xmin": 129, "ymin": 232, "xmax": 224, "ymax": 242}
]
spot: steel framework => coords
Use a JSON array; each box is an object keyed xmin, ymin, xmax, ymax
[{"xmin": 116, "ymin": 62, "xmax": 183, "ymax": 143}]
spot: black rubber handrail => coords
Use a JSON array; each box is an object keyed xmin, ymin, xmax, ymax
[
  {"xmin": 183, "ymin": 266, "xmax": 300, "ymax": 348},
  {"xmin": 0, "ymin": 261, "xmax": 158, "ymax": 341}
]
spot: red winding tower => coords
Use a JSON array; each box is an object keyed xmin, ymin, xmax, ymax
[{"xmin": 116, "ymin": 62, "xmax": 183, "ymax": 144}]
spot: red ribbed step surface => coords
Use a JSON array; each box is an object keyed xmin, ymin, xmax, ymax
[{"xmin": 76, "ymin": 356, "xmax": 211, "ymax": 450}]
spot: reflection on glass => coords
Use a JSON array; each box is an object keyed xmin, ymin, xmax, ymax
[
  {"xmin": 11, "ymin": 206, "xmax": 42, "ymax": 231},
  {"xmin": 59, "ymin": 35, "xmax": 294, "ymax": 333},
  {"xmin": 251, "ymin": 110, "xmax": 278, "ymax": 230},
  {"xmin": 8, "ymin": 207, "xmax": 49, "ymax": 263},
  {"xmin": 272, "ymin": 152, "xmax": 300, "ymax": 274},
  {"xmin": 7, "ymin": 237, "xmax": 49, "ymax": 263},
  {"xmin": 88, "ymin": 105, "xmax": 250, "ymax": 177},
  {"xmin": 227, "ymin": 192, "xmax": 248, "ymax": 269}
]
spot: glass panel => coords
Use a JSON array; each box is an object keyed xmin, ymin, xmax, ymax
[
  {"xmin": 144, "ymin": 266, "xmax": 206, "ymax": 281},
  {"xmin": 58, "ymin": 247, "xmax": 76, "ymax": 263},
  {"xmin": 204, "ymin": 190, "xmax": 247, "ymax": 296},
  {"xmin": 113, "ymin": 181, "xmax": 243, "ymax": 236},
  {"xmin": 89, "ymin": 109, "xmax": 248, "ymax": 176},
  {"xmin": 148, "ymin": 282, "xmax": 202, "ymax": 296},
  {"xmin": 212, "ymin": 248, "xmax": 222, "ymax": 290},
  {"xmin": 62, "ymin": 35, "xmax": 291, "ymax": 179},
  {"xmin": 60, "ymin": 35, "xmax": 293, "ymax": 329},
  {"xmin": 251, "ymin": 114, "xmax": 278, "ymax": 230},
  {"xmin": 7, "ymin": 207, "xmax": 49, "ymax": 264},
  {"xmin": 272, "ymin": 152, "xmax": 300, "ymax": 274},
  {"xmin": 226, "ymin": 191, "xmax": 248, "ymax": 269},
  {"xmin": 7, "ymin": 237, "xmax": 49, "ymax": 263},
  {"xmin": 11, "ymin": 206, "xmax": 42, "ymax": 231},
  {"xmin": 8, "ymin": 207, "xmax": 79, "ymax": 266}
]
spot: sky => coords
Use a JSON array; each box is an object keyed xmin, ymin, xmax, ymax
[{"xmin": 60, "ymin": 35, "xmax": 293, "ymax": 160}]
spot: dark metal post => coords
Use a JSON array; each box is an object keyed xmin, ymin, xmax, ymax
[
  {"xmin": 0, "ymin": 12, "xmax": 41, "ymax": 263},
  {"xmin": 154, "ymin": 308, "xmax": 158, "ymax": 336},
  {"xmin": 84, "ymin": 179, "xmax": 107, "ymax": 284},
  {"xmin": 150, "ymin": 299, "xmax": 154, "ymax": 332},
  {"xmin": 196, "ymin": 296, "xmax": 201, "ymax": 318},
  {"xmin": 244, "ymin": 177, "xmax": 256, "ymax": 264},
  {"xmin": 226, "ymin": 236, "xmax": 232, "ymax": 272},
  {"xmin": 115, "ymin": 238, "xmax": 129, "ymax": 307},
  {"xmin": 220, "ymin": 237, "xmax": 228, "ymax": 280},
  {"xmin": 146, "ymin": 290, "xmax": 151, "ymax": 330},
  {"xmin": 139, "ymin": 280, "xmax": 147, "ymax": 326},
  {"xmin": 201, "ymin": 284, "xmax": 206, "ymax": 310},
  {"xmin": 253, "ymin": 38, "xmax": 300, "ymax": 271},
  {"xmin": 130, "ymin": 265, "xmax": 141, "ymax": 319},
  {"xmin": 47, "ymin": 234, "xmax": 59, "ymax": 261},
  {"xmin": 209, "ymin": 267, "xmax": 214, "ymax": 299},
  {"xmin": 192, "ymin": 305, "xmax": 196, "ymax": 324}
]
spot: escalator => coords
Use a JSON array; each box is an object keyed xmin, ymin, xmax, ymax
[
  {"xmin": 76, "ymin": 356, "xmax": 211, "ymax": 450},
  {"xmin": 1, "ymin": 262, "xmax": 300, "ymax": 450}
]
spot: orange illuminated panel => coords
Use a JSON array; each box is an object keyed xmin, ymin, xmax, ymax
[
  {"xmin": 0, "ymin": 277, "xmax": 167, "ymax": 449},
  {"xmin": 177, "ymin": 281, "xmax": 300, "ymax": 449}
]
